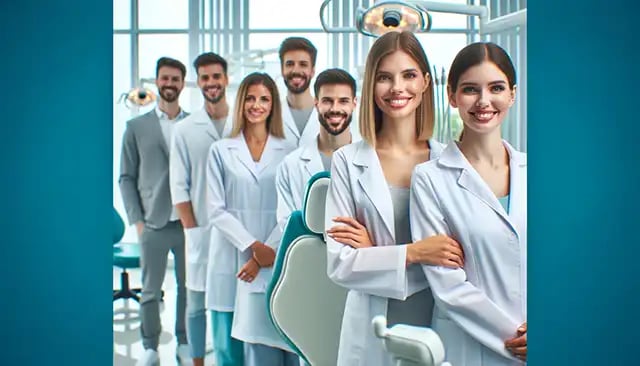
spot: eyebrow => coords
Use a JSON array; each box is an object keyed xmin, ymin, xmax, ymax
[
  {"xmin": 458, "ymin": 80, "xmax": 507, "ymax": 86},
  {"xmin": 377, "ymin": 68, "xmax": 419, "ymax": 74}
]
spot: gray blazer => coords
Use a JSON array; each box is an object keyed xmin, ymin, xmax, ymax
[{"xmin": 118, "ymin": 110, "xmax": 189, "ymax": 229}]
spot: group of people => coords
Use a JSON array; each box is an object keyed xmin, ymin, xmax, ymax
[{"xmin": 119, "ymin": 32, "xmax": 527, "ymax": 366}]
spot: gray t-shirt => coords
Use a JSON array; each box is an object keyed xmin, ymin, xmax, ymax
[
  {"xmin": 386, "ymin": 185, "xmax": 434, "ymax": 327},
  {"xmin": 211, "ymin": 118, "xmax": 226, "ymax": 138},
  {"xmin": 320, "ymin": 152, "xmax": 332, "ymax": 171},
  {"xmin": 290, "ymin": 107, "xmax": 314, "ymax": 135}
]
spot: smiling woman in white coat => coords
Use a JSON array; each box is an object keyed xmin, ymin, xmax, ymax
[
  {"xmin": 206, "ymin": 72, "xmax": 298, "ymax": 366},
  {"xmin": 410, "ymin": 42, "xmax": 527, "ymax": 366},
  {"xmin": 324, "ymin": 31, "xmax": 466, "ymax": 366}
]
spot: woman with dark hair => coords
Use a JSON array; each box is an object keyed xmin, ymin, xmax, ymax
[{"xmin": 410, "ymin": 42, "xmax": 527, "ymax": 365}]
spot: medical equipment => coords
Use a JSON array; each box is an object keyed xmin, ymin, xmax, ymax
[
  {"xmin": 373, "ymin": 315, "xmax": 452, "ymax": 366},
  {"xmin": 320, "ymin": 0, "xmax": 526, "ymax": 37},
  {"xmin": 117, "ymin": 87, "xmax": 157, "ymax": 108}
]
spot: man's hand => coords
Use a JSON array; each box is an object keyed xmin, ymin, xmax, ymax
[{"xmin": 136, "ymin": 222, "xmax": 144, "ymax": 238}]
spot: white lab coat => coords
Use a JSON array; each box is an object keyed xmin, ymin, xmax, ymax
[
  {"xmin": 275, "ymin": 129, "xmax": 361, "ymax": 225},
  {"xmin": 207, "ymin": 133, "xmax": 296, "ymax": 348},
  {"xmin": 325, "ymin": 139, "xmax": 444, "ymax": 366},
  {"xmin": 169, "ymin": 106, "xmax": 233, "ymax": 292},
  {"xmin": 282, "ymin": 99, "xmax": 320, "ymax": 148},
  {"xmin": 275, "ymin": 139, "xmax": 324, "ymax": 225},
  {"xmin": 409, "ymin": 141, "xmax": 527, "ymax": 366}
]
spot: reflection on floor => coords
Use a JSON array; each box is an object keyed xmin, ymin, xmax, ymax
[{"xmin": 113, "ymin": 263, "xmax": 216, "ymax": 365}]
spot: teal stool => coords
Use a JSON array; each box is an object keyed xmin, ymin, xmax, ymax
[{"xmin": 112, "ymin": 208, "xmax": 142, "ymax": 303}]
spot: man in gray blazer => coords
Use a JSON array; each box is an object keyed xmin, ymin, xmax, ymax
[{"xmin": 119, "ymin": 57, "xmax": 191, "ymax": 366}]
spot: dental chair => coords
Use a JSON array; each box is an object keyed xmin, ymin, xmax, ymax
[
  {"xmin": 112, "ymin": 207, "xmax": 142, "ymax": 302},
  {"xmin": 267, "ymin": 171, "xmax": 349, "ymax": 366},
  {"xmin": 373, "ymin": 316, "xmax": 452, "ymax": 366}
]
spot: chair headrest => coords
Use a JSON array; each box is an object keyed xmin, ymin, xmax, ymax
[
  {"xmin": 113, "ymin": 208, "xmax": 125, "ymax": 244},
  {"xmin": 302, "ymin": 171, "xmax": 330, "ymax": 234}
]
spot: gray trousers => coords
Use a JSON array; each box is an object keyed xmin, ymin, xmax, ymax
[{"xmin": 139, "ymin": 220, "xmax": 187, "ymax": 350}]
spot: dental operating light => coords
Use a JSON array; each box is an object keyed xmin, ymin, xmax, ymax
[
  {"xmin": 356, "ymin": 1, "xmax": 431, "ymax": 38},
  {"xmin": 118, "ymin": 87, "xmax": 157, "ymax": 108},
  {"xmin": 320, "ymin": 0, "xmax": 527, "ymax": 37}
]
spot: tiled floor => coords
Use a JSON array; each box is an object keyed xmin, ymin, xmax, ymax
[{"xmin": 113, "ymin": 260, "xmax": 216, "ymax": 366}]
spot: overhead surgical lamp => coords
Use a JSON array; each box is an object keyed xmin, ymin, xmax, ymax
[
  {"xmin": 356, "ymin": 1, "xmax": 431, "ymax": 38},
  {"xmin": 117, "ymin": 87, "xmax": 157, "ymax": 108},
  {"xmin": 320, "ymin": 0, "xmax": 527, "ymax": 37}
]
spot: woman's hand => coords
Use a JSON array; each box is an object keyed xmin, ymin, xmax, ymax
[
  {"xmin": 505, "ymin": 322, "xmax": 527, "ymax": 361},
  {"xmin": 406, "ymin": 235, "xmax": 464, "ymax": 268},
  {"xmin": 327, "ymin": 216, "xmax": 373, "ymax": 249},
  {"xmin": 237, "ymin": 258, "xmax": 260, "ymax": 283}
]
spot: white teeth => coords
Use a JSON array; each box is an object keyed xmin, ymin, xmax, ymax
[
  {"xmin": 389, "ymin": 99, "xmax": 409, "ymax": 107},
  {"xmin": 475, "ymin": 112, "xmax": 495, "ymax": 120}
]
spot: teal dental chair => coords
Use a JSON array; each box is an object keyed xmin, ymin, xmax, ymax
[
  {"xmin": 267, "ymin": 171, "xmax": 349, "ymax": 366},
  {"xmin": 372, "ymin": 315, "xmax": 452, "ymax": 366},
  {"xmin": 112, "ymin": 207, "xmax": 142, "ymax": 302}
]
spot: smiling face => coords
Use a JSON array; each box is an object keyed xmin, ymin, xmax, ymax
[
  {"xmin": 156, "ymin": 66, "xmax": 184, "ymax": 103},
  {"xmin": 315, "ymin": 83, "xmax": 356, "ymax": 136},
  {"xmin": 243, "ymin": 83, "xmax": 273, "ymax": 126},
  {"xmin": 197, "ymin": 63, "xmax": 228, "ymax": 104},
  {"xmin": 281, "ymin": 50, "xmax": 315, "ymax": 94},
  {"xmin": 449, "ymin": 61, "xmax": 516, "ymax": 136},
  {"xmin": 373, "ymin": 50, "xmax": 429, "ymax": 122}
]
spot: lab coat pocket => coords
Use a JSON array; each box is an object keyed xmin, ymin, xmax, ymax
[
  {"xmin": 184, "ymin": 227, "xmax": 208, "ymax": 264},
  {"xmin": 433, "ymin": 315, "xmax": 482, "ymax": 366}
]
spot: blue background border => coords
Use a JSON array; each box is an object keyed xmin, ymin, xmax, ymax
[
  {"xmin": 529, "ymin": 1, "xmax": 640, "ymax": 364},
  {"xmin": 1, "ymin": 0, "xmax": 639, "ymax": 365},
  {"xmin": 1, "ymin": 2, "xmax": 112, "ymax": 365}
]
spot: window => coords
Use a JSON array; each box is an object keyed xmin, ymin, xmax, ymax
[
  {"xmin": 249, "ymin": 0, "xmax": 325, "ymax": 29},
  {"xmin": 113, "ymin": 0, "xmax": 131, "ymax": 30},
  {"xmin": 138, "ymin": 0, "xmax": 189, "ymax": 29}
]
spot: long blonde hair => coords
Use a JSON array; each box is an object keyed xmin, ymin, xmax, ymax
[
  {"xmin": 230, "ymin": 72, "xmax": 285, "ymax": 138},
  {"xmin": 359, "ymin": 31, "xmax": 435, "ymax": 147}
]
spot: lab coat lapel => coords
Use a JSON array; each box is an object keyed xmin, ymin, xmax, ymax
[
  {"xmin": 440, "ymin": 142, "xmax": 519, "ymax": 237},
  {"xmin": 300, "ymin": 138, "xmax": 324, "ymax": 176},
  {"xmin": 220, "ymin": 98, "xmax": 235, "ymax": 139},
  {"xmin": 191, "ymin": 109, "xmax": 218, "ymax": 140},
  {"xmin": 299, "ymin": 108, "xmax": 319, "ymax": 144},
  {"xmin": 228, "ymin": 135, "xmax": 259, "ymax": 181},
  {"xmin": 222, "ymin": 115, "xmax": 233, "ymax": 138},
  {"xmin": 282, "ymin": 101, "xmax": 301, "ymax": 140},
  {"xmin": 505, "ymin": 142, "xmax": 527, "ymax": 240},
  {"xmin": 354, "ymin": 142, "xmax": 395, "ymax": 240},
  {"xmin": 255, "ymin": 136, "xmax": 285, "ymax": 175}
]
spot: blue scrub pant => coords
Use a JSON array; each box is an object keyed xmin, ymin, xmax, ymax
[
  {"xmin": 186, "ymin": 290, "xmax": 207, "ymax": 358},
  {"xmin": 211, "ymin": 310, "xmax": 245, "ymax": 366}
]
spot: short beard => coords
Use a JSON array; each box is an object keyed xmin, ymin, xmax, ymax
[
  {"xmin": 159, "ymin": 87, "xmax": 179, "ymax": 103},
  {"xmin": 203, "ymin": 87, "xmax": 224, "ymax": 104},
  {"xmin": 319, "ymin": 113, "xmax": 352, "ymax": 136}
]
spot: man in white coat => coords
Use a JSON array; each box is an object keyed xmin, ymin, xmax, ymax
[
  {"xmin": 278, "ymin": 37, "xmax": 321, "ymax": 148},
  {"xmin": 169, "ymin": 52, "xmax": 240, "ymax": 366},
  {"xmin": 275, "ymin": 68, "xmax": 359, "ymax": 226}
]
